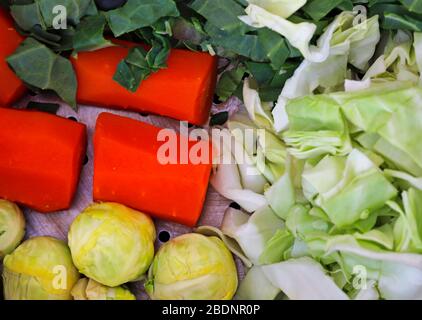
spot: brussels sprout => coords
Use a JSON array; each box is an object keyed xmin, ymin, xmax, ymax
[
  {"xmin": 145, "ymin": 233, "xmax": 238, "ymax": 300},
  {"xmin": 71, "ymin": 278, "xmax": 136, "ymax": 300},
  {"xmin": 0, "ymin": 199, "xmax": 25, "ymax": 259},
  {"xmin": 2, "ymin": 236, "xmax": 80, "ymax": 300},
  {"xmin": 68, "ymin": 202, "xmax": 156, "ymax": 287}
]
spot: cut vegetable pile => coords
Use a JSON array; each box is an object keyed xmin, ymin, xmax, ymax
[
  {"xmin": 1, "ymin": 0, "xmax": 422, "ymax": 301},
  {"xmin": 208, "ymin": 0, "xmax": 422, "ymax": 300}
]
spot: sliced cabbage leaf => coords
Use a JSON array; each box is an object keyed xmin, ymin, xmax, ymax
[
  {"xmin": 264, "ymin": 155, "xmax": 295, "ymax": 219},
  {"xmin": 210, "ymin": 129, "xmax": 268, "ymax": 212},
  {"xmin": 326, "ymin": 235, "xmax": 422, "ymax": 300},
  {"xmin": 415, "ymin": 32, "xmax": 422, "ymax": 82},
  {"xmin": 259, "ymin": 229, "xmax": 295, "ymax": 264},
  {"xmin": 282, "ymin": 94, "xmax": 352, "ymax": 159},
  {"xmin": 221, "ymin": 205, "xmax": 284, "ymax": 264},
  {"xmin": 388, "ymin": 188, "xmax": 422, "ymax": 253},
  {"xmin": 196, "ymin": 224, "xmax": 253, "ymax": 268},
  {"xmin": 272, "ymin": 13, "xmax": 380, "ymax": 132},
  {"xmin": 354, "ymin": 280, "xmax": 380, "ymax": 300},
  {"xmin": 243, "ymin": 78, "xmax": 275, "ymax": 130},
  {"xmin": 286, "ymin": 204, "xmax": 331, "ymax": 240},
  {"xmin": 261, "ymin": 257, "xmax": 349, "ymax": 300},
  {"xmin": 235, "ymin": 266, "xmax": 281, "ymax": 300},
  {"xmin": 364, "ymin": 30, "xmax": 419, "ymax": 83},
  {"xmin": 328, "ymin": 83, "xmax": 422, "ymax": 176},
  {"xmin": 385, "ymin": 169, "xmax": 422, "ymax": 190},
  {"xmin": 302, "ymin": 149, "xmax": 397, "ymax": 228}
]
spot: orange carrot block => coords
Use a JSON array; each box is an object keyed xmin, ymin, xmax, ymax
[
  {"xmin": 93, "ymin": 112, "xmax": 212, "ymax": 227},
  {"xmin": 72, "ymin": 40, "xmax": 217, "ymax": 126},
  {"xmin": 0, "ymin": 8, "xmax": 26, "ymax": 106},
  {"xmin": 0, "ymin": 108, "xmax": 87, "ymax": 212}
]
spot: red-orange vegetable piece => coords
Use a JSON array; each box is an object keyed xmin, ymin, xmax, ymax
[
  {"xmin": 0, "ymin": 108, "xmax": 87, "ymax": 212},
  {"xmin": 93, "ymin": 112, "xmax": 213, "ymax": 227},
  {"xmin": 0, "ymin": 8, "xmax": 26, "ymax": 106},
  {"xmin": 71, "ymin": 40, "xmax": 218, "ymax": 126}
]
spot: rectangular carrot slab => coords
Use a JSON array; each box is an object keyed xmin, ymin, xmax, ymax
[
  {"xmin": 93, "ymin": 112, "xmax": 213, "ymax": 227},
  {"xmin": 0, "ymin": 108, "xmax": 87, "ymax": 212},
  {"xmin": 0, "ymin": 8, "xmax": 26, "ymax": 106},
  {"xmin": 72, "ymin": 40, "xmax": 218, "ymax": 126}
]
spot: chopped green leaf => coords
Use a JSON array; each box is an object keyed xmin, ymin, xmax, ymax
[
  {"xmin": 384, "ymin": 12, "xmax": 422, "ymax": 31},
  {"xmin": 303, "ymin": 0, "xmax": 352, "ymax": 21},
  {"xmin": 216, "ymin": 66, "xmax": 246, "ymax": 101},
  {"xmin": 190, "ymin": 0, "xmax": 250, "ymax": 33},
  {"xmin": 399, "ymin": 0, "xmax": 422, "ymax": 13},
  {"xmin": 73, "ymin": 14, "xmax": 112, "ymax": 54},
  {"xmin": 26, "ymin": 101, "xmax": 61, "ymax": 114},
  {"xmin": 113, "ymin": 34, "xmax": 170, "ymax": 92},
  {"xmin": 210, "ymin": 112, "xmax": 229, "ymax": 126},
  {"xmin": 7, "ymin": 38, "xmax": 77, "ymax": 108},
  {"xmin": 106, "ymin": 0, "xmax": 179, "ymax": 37}
]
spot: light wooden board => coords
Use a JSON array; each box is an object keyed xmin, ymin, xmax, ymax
[{"xmin": 13, "ymin": 93, "xmax": 244, "ymax": 300}]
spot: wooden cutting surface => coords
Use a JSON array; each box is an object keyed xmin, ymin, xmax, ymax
[{"xmin": 13, "ymin": 93, "xmax": 244, "ymax": 300}]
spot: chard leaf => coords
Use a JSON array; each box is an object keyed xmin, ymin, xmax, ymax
[
  {"xmin": 26, "ymin": 101, "xmax": 60, "ymax": 114},
  {"xmin": 216, "ymin": 66, "xmax": 246, "ymax": 101},
  {"xmin": 303, "ymin": 0, "xmax": 353, "ymax": 21},
  {"xmin": 190, "ymin": 0, "xmax": 250, "ymax": 33},
  {"xmin": 384, "ymin": 12, "xmax": 422, "ymax": 31},
  {"xmin": 10, "ymin": 2, "xmax": 45, "ymax": 31},
  {"xmin": 245, "ymin": 0, "xmax": 306, "ymax": 18},
  {"xmin": 36, "ymin": 0, "xmax": 96, "ymax": 27},
  {"xmin": 73, "ymin": 14, "xmax": 112, "ymax": 54},
  {"xmin": 204, "ymin": 22, "xmax": 267, "ymax": 61},
  {"xmin": 399, "ymin": 0, "xmax": 422, "ymax": 13},
  {"xmin": 113, "ymin": 34, "xmax": 170, "ymax": 92},
  {"xmin": 106, "ymin": 0, "xmax": 179, "ymax": 37},
  {"xmin": 7, "ymin": 38, "xmax": 77, "ymax": 108},
  {"xmin": 210, "ymin": 112, "xmax": 229, "ymax": 126}
]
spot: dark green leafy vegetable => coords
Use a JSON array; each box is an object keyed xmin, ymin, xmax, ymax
[
  {"xmin": 37, "ymin": 0, "xmax": 96, "ymax": 27},
  {"xmin": 210, "ymin": 111, "xmax": 229, "ymax": 126},
  {"xmin": 190, "ymin": 0, "xmax": 250, "ymax": 33},
  {"xmin": 303, "ymin": 0, "xmax": 353, "ymax": 21},
  {"xmin": 216, "ymin": 66, "xmax": 246, "ymax": 102},
  {"xmin": 5, "ymin": 0, "xmax": 422, "ymax": 105},
  {"xmin": 399, "ymin": 0, "xmax": 422, "ymax": 13},
  {"xmin": 7, "ymin": 38, "xmax": 77, "ymax": 108},
  {"xmin": 113, "ymin": 34, "xmax": 170, "ymax": 91},
  {"xmin": 26, "ymin": 101, "xmax": 61, "ymax": 114},
  {"xmin": 10, "ymin": 3, "xmax": 45, "ymax": 31},
  {"xmin": 73, "ymin": 14, "xmax": 112, "ymax": 54},
  {"xmin": 384, "ymin": 12, "xmax": 422, "ymax": 30},
  {"xmin": 105, "ymin": 0, "xmax": 179, "ymax": 37}
]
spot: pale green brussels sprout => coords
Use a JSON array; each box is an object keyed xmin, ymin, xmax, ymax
[
  {"xmin": 0, "ymin": 199, "xmax": 25, "ymax": 259},
  {"xmin": 68, "ymin": 202, "xmax": 156, "ymax": 287},
  {"xmin": 2, "ymin": 236, "xmax": 80, "ymax": 300},
  {"xmin": 71, "ymin": 278, "xmax": 136, "ymax": 300},
  {"xmin": 145, "ymin": 233, "xmax": 238, "ymax": 300}
]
